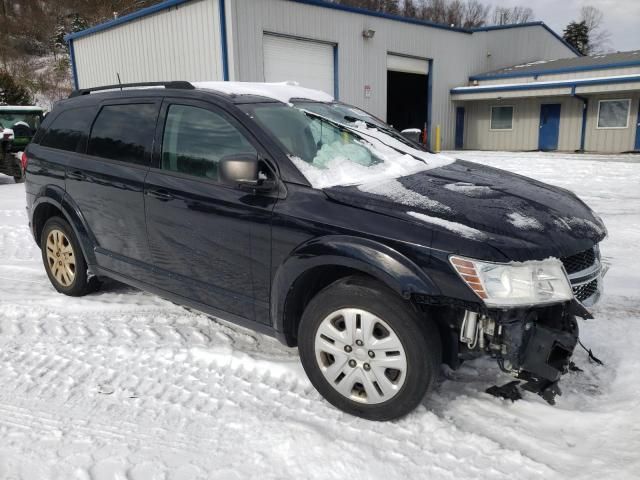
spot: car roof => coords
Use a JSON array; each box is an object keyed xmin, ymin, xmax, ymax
[{"xmin": 61, "ymin": 81, "xmax": 334, "ymax": 108}]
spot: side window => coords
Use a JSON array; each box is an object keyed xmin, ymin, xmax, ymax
[
  {"xmin": 490, "ymin": 106, "xmax": 513, "ymax": 130},
  {"xmin": 40, "ymin": 106, "xmax": 95, "ymax": 152},
  {"xmin": 161, "ymin": 104, "xmax": 256, "ymax": 181},
  {"xmin": 88, "ymin": 103, "xmax": 158, "ymax": 165}
]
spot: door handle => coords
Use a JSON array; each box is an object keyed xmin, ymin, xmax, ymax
[
  {"xmin": 67, "ymin": 170, "xmax": 86, "ymax": 181},
  {"xmin": 146, "ymin": 188, "xmax": 174, "ymax": 202}
]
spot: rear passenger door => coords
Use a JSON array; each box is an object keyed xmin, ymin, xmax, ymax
[
  {"xmin": 144, "ymin": 98, "xmax": 277, "ymax": 322},
  {"xmin": 66, "ymin": 99, "xmax": 160, "ymax": 277}
]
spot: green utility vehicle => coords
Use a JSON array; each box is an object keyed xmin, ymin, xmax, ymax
[{"xmin": 0, "ymin": 105, "xmax": 44, "ymax": 183}]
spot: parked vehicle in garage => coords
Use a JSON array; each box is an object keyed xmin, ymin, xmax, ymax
[{"xmin": 24, "ymin": 81, "xmax": 606, "ymax": 420}]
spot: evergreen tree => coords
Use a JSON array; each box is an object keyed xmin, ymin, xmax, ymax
[
  {"xmin": 0, "ymin": 70, "xmax": 34, "ymax": 106},
  {"xmin": 563, "ymin": 20, "xmax": 590, "ymax": 55}
]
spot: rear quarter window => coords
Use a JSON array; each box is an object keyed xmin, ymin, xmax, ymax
[
  {"xmin": 40, "ymin": 106, "xmax": 96, "ymax": 152},
  {"xmin": 88, "ymin": 103, "xmax": 158, "ymax": 165}
]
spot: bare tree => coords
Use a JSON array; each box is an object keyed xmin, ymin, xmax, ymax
[
  {"xmin": 580, "ymin": 6, "xmax": 612, "ymax": 54},
  {"xmin": 492, "ymin": 6, "xmax": 534, "ymax": 25},
  {"xmin": 462, "ymin": 0, "xmax": 490, "ymax": 28}
]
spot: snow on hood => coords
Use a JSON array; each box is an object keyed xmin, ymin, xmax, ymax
[
  {"xmin": 193, "ymin": 81, "xmax": 334, "ymax": 104},
  {"xmin": 324, "ymin": 160, "xmax": 607, "ymax": 258}
]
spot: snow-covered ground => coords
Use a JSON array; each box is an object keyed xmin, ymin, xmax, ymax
[{"xmin": 0, "ymin": 151, "xmax": 638, "ymax": 479}]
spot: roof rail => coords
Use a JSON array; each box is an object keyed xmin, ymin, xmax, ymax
[{"xmin": 69, "ymin": 81, "xmax": 195, "ymax": 98}]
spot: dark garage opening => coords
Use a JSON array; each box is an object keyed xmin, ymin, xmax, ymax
[{"xmin": 386, "ymin": 70, "xmax": 428, "ymax": 134}]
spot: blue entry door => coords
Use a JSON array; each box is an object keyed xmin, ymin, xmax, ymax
[
  {"xmin": 635, "ymin": 102, "xmax": 640, "ymax": 150},
  {"xmin": 455, "ymin": 107, "xmax": 465, "ymax": 149},
  {"xmin": 538, "ymin": 104, "xmax": 561, "ymax": 150}
]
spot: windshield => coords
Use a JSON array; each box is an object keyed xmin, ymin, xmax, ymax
[
  {"xmin": 240, "ymin": 102, "xmax": 449, "ymax": 188},
  {"xmin": 0, "ymin": 112, "xmax": 42, "ymax": 132}
]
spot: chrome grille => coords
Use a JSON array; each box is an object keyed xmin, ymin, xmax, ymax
[
  {"xmin": 561, "ymin": 248, "xmax": 596, "ymax": 275},
  {"xmin": 561, "ymin": 246, "xmax": 602, "ymax": 306},
  {"xmin": 573, "ymin": 278, "xmax": 599, "ymax": 302}
]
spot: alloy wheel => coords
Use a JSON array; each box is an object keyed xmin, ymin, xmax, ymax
[{"xmin": 45, "ymin": 229, "xmax": 76, "ymax": 287}]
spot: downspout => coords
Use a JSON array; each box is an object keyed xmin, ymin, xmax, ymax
[
  {"xmin": 218, "ymin": 0, "xmax": 229, "ymax": 81},
  {"xmin": 571, "ymin": 85, "xmax": 588, "ymax": 152}
]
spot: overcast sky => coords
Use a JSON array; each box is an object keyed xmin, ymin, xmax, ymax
[{"xmin": 484, "ymin": 0, "xmax": 640, "ymax": 52}]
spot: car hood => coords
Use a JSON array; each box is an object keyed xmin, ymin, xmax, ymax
[{"xmin": 323, "ymin": 160, "xmax": 607, "ymax": 261}]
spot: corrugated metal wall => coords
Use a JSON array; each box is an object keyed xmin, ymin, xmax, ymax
[
  {"xmin": 71, "ymin": 0, "xmax": 577, "ymax": 149},
  {"xmin": 73, "ymin": 0, "xmax": 223, "ymax": 89},
  {"xmin": 463, "ymin": 97, "xmax": 583, "ymax": 151},
  {"xmin": 227, "ymin": 0, "xmax": 577, "ymax": 149},
  {"xmin": 461, "ymin": 92, "xmax": 640, "ymax": 152},
  {"xmin": 585, "ymin": 93, "xmax": 640, "ymax": 152}
]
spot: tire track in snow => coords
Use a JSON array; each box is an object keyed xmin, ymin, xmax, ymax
[{"xmin": 0, "ymin": 304, "xmax": 554, "ymax": 479}]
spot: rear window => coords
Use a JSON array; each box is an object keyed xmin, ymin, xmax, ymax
[
  {"xmin": 88, "ymin": 103, "xmax": 158, "ymax": 165},
  {"xmin": 40, "ymin": 106, "xmax": 95, "ymax": 152}
]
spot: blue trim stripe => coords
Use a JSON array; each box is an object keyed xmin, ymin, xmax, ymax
[
  {"xmin": 333, "ymin": 45, "xmax": 339, "ymax": 100},
  {"xmin": 219, "ymin": 0, "xmax": 229, "ymax": 81},
  {"xmin": 471, "ymin": 22, "xmax": 582, "ymax": 57},
  {"xmin": 69, "ymin": 39, "xmax": 79, "ymax": 89},
  {"xmin": 64, "ymin": 0, "xmax": 193, "ymax": 41},
  {"xmin": 451, "ymin": 75, "xmax": 640, "ymax": 95},
  {"xmin": 426, "ymin": 59, "xmax": 433, "ymax": 150},
  {"xmin": 471, "ymin": 59, "xmax": 640, "ymax": 81}
]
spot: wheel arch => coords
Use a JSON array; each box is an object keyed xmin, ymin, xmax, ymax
[
  {"xmin": 31, "ymin": 186, "xmax": 97, "ymax": 266},
  {"xmin": 271, "ymin": 235, "xmax": 440, "ymax": 347}
]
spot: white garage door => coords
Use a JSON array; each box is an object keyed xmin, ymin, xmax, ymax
[
  {"xmin": 263, "ymin": 34, "xmax": 335, "ymax": 96},
  {"xmin": 387, "ymin": 54, "xmax": 429, "ymax": 75}
]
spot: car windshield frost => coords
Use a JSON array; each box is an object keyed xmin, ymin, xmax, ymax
[{"xmin": 240, "ymin": 102, "xmax": 447, "ymax": 188}]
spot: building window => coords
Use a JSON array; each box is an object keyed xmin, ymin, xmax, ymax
[
  {"xmin": 490, "ymin": 106, "xmax": 513, "ymax": 130},
  {"xmin": 597, "ymin": 99, "xmax": 630, "ymax": 129}
]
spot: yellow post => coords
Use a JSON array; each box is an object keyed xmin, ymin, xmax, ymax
[{"xmin": 434, "ymin": 125, "xmax": 441, "ymax": 153}]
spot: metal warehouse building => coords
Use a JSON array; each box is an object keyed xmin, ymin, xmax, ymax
[
  {"xmin": 452, "ymin": 50, "xmax": 640, "ymax": 152},
  {"xmin": 66, "ymin": 0, "xmax": 583, "ymax": 151}
]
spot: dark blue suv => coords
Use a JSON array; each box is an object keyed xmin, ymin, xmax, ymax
[{"xmin": 24, "ymin": 81, "xmax": 606, "ymax": 420}]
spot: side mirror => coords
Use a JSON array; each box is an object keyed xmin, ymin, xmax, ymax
[
  {"xmin": 219, "ymin": 154, "xmax": 275, "ymax": 191},
  {"xmin": 401, "ymin": 128, "xmax": 421, "ymax": 144}
]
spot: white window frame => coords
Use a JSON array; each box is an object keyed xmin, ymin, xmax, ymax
[
  {"xmin": 489, "ymin": 105, "xmax": 514, "ymax": 131},
  {"xmin": 596, "ymin": 99, "xmax": 631, "ymax": 129}
]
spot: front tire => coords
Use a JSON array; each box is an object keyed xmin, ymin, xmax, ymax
[
  {"xmin": 41, "ymin": 217, "xmax": 96, "ymax": 296},
  {"xmin": 298, "ymin": 276, "xmax": 441, "ymax": 421}
]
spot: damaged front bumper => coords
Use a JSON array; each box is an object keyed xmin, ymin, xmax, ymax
[{"xmin": 460, "ymin": 297, "xmax": 599, "ymax": 404}]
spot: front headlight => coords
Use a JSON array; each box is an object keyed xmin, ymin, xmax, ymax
[{"xmin": 450, "ymin": 256, "xmax": 573, "ymax": 307}]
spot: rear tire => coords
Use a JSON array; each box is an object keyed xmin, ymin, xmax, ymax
[
  {"xmin": 298, "ymin": 275, "xmax": 441, "ymax": 421},
  {"xmin": 41, "ymin": 216, "xmax": 97, "ymax": 296}
]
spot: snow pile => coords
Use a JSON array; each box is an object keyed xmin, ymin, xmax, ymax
[
  {"xmin": 444, "ymin": 182, "xmax": 494, "ymax": 197},
  {"xmin": 358, "ymin": 178, "xmax": 452, "ymax": 214},
  {"xmin": 507, "ymin": 212, "xmax": 544, "ymax": 231},
  {"xmin": 193, "ymin": 81, "xmax": 334, "ymax": 104},
  {"xmin": 1, "ymin": 128, "xmax": 14, "ymax": 140},
  {"xmin": 408, "ymin": 211, "xmax": 487, "ymax": 240}
]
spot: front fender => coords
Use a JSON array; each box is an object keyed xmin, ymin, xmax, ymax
[
  {"xmin": 271, "ymin": 235, "xmax": 440, "ymax": 335},
  {"xmin": 31, "ymin": 185, "xmax": 97, "ymax": 266}
]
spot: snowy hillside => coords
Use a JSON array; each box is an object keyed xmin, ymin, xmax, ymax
[{"xmin": 0, "ymin": 151, "xmax": 638, "ymax": 479}]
